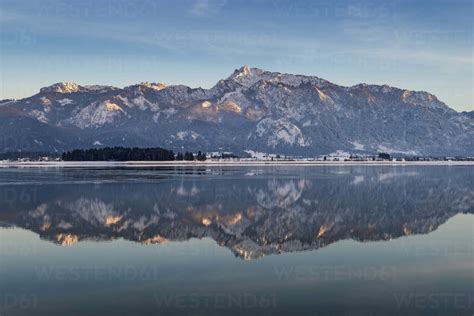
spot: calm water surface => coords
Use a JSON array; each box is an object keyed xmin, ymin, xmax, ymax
[{"xmin": 0, "ymin": 165, "xmax": 473, "ymax": 315}]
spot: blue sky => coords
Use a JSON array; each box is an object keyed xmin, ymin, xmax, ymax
[{"xmin": 0, "ymin": 0, "xmax": 472, "ymax": 111}]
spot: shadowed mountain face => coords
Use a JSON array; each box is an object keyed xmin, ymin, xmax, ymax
[
  {"xmin": 0, "ymin": 166, "xmax": 472, "ymax": 260},
  {"xmin": 1, "ymin": 66, "xmax": 473, "ymax": 156}
]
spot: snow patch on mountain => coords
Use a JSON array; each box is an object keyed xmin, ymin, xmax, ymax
[
  {"xmin": 83, "ymin": 85, "xmax": 119, "ymax": 93},
  {"xmin": 351, "ymin": 141, "xmax": 365, "ymax": 151},
  {"xmin": 153, "ymin": 107, "xmax": 177, "ymax": 122},
  {"xmin": 140, "ymin": 82, "xmax": 167, "ymax": 91},
  {"xmin": 132, "ymin": 95, "xmax": 160, "ymax": 111},
  {"xmin": 116, "ymin": 95, "xmax": 133, "ymax": 108},
  {"xmin": 219, "ymin": 100, "xmax": 242, "ymax": 113},
  {"xmin": 174, "ymin": 131, "xmax": 201, "ymax": 141},
  {"xmin": 57, "ymin": 98, "xmax": 73, "ymax": 106},
  {"xmin": 104, "ymin": 101, "xmax": 124, "ymax": 112},
  {"xmin": 30, "ymin": 110, "xmax": 49, "ymax": 123},
  {"xmin": 255, "ymin": 118, "xmax": 309, "ymax": 147},
  {"xmin": 40, "ymin": 96, "xmax": 52, "ymax": 106},
  {"xmin": 201, "ymin": 101, "xmax": 212, "ymax": 108},
  {"xmin": 68, "ymin": 101, "xmax": 126, "ymax": 129},
  {"xmin": 377, "ymin": 145, "xmax": 418, "ymax": 155}
]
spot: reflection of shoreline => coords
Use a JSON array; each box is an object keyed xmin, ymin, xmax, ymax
[
  {"xmin": 2, "ymin": 196, "xmax": 471, "ymax": 260},
  {"xmin": 0, "ymin": 166, "xmax": 472, "ymax": 260},
  {"xmin": 1, "ymin": 161, "xmax": 474, "ymax": 168}
]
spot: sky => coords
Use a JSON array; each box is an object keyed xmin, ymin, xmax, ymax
[{"xmin": 0, "ymin": 0, "xmax": 472, "ymax": 111}]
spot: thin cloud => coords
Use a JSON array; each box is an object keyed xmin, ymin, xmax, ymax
[{"xmin": 189, "ymin": 0, "xmax": 226, "ymax": 17}]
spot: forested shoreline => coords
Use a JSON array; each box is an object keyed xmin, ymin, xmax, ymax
[{"xmin": 61, "ymin": 147, "xmax": 206, "ymax": 161}]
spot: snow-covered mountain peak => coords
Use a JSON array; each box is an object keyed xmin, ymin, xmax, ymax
[
  {"xmin": 82, "ymin": 85, "xmax": 119, "ymax": 93},
  {"xmin": 40, "ymin": 82, "xmax": 81, "ymax": 94},
  {"xmin": 228, "ymin": 66, "xmax": 329, "ymax": 89},
  {"xmin": 39, "ymin": 83, "xmax": 119, "ymax": 96},
  {"xmin": 124, "ymin": 82, "xmax": 168, "ymax": 93},
  {"xmin": 228, "ymin": 65, "xmax": 270, "ymax": 87},
  {"xmin": 230, "ymin": 65, "xmax": 264, "ymax": 76},
  {"xmin": 139, "ymin": 82, "xmax": 168, "ymax": 91},
  {"xmin": 233, "ymin": 65, "xmax": 251, "ymax": 76}
]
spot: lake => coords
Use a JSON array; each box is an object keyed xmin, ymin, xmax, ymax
[{"xmin": 0, "ymin": 165, "xmax": 472, "ymax": 315}]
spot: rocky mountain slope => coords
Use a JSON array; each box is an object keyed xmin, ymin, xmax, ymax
[{"xmin": 1, "ymin": 66, "xmax": 472, "ymax": 156}]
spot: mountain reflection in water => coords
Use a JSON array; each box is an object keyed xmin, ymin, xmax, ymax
[{"xmin": 0, "ymin": 166, "xmax": 472, "ymax": 260}]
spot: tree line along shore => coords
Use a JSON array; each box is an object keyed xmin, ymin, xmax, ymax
[
  {"xmin": 1, "ymin": 147, "xmax": 473, "ymax": 162},
  {"xmin": 61, "ymin": 147, "xmax": 207, "ymax": 161}
]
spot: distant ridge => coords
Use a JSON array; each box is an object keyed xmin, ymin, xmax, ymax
[{"xmin": 0, "ymin": 66, "xmax": 472, "ymax": 156}]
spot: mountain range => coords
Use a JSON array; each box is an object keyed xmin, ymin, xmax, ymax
[{"xmin": 1, "ymin": 66, "xmax": 473, "ymax": 156}]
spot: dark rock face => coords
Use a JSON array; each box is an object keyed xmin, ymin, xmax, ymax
[
  {"xmin": 463, "ymin": 111, "xmax": 474, "ymax": 119},
  {"xmin": 1, "ymin": 66, "xmax": 473, "ymax": 155}
]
